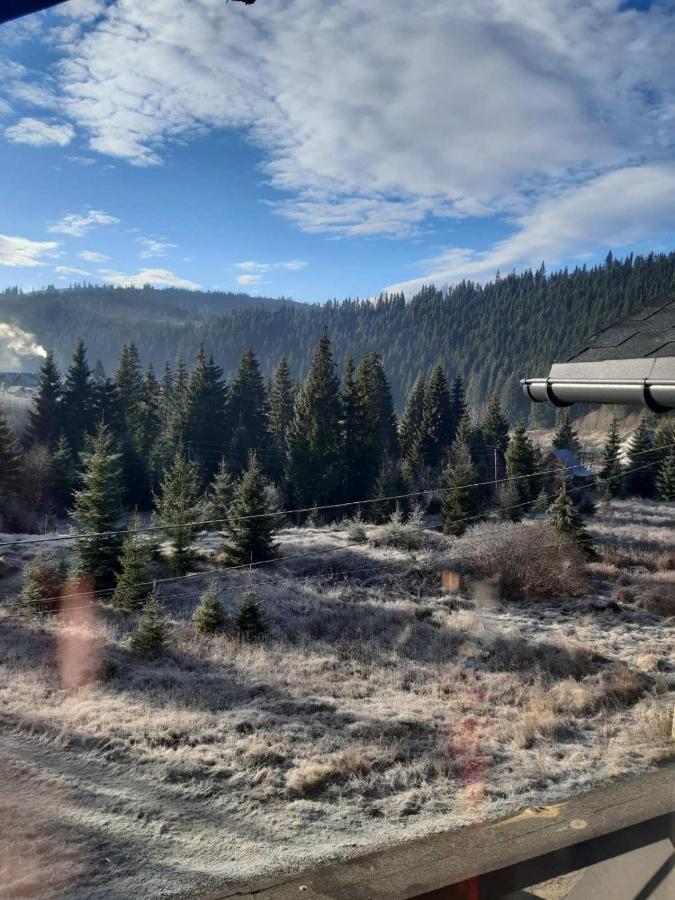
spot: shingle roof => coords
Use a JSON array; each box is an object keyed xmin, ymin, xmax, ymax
[
  {"xmin": 548, "ymin": 449, "xmax": 594, "ymax": 479},
  {"xmin": 563, "ymin": 296, "xmax": 675, "ymax": 364}
]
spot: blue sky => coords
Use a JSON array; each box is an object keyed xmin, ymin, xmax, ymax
[{"xmin": 1, "ymin": 0, "xmax": 675, "ymax": 304}]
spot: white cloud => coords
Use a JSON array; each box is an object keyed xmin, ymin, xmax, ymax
[
  {"xmin": 6, "ymin": 82, "xmax": 58, "ymax": 110},
  {"xmin": 277, "ymin": 259, "xmax": 307, "ymax": 271},
  {"xmin": 48, "ymin": 209, "xmax": 119, "ymax": 237},
  {"xmin": 5, "ymin": 117, "xmax": 74, "ymax": 147},
  {"xmin": 0, "ymin": 322, "xmax": 47, "ymax": 369},
  {"xmin": 233, "ymin": 259, "xmax": 308, "ymax": 283},
  {"xmin": 55, "ymin": 265, "xmax": 90, "ymax": 276},
  {"xmin": 98, "ymin": 267, "xmax": 200, "ymax": 289},
  {"xmin": 236, "ymin": 273, "xmax": 267, "ymax": 286},
  {"xmin": 79, "ymin": 249, "xmax": 109, "ymax": 262},
  {"xmin": 0, "ymin": 234, "xmax": 59, "ymax": 268},
  {"xmin": 137, "ymin": 237, "xmax": 177, "ymax": 258},
  {"xmin": 47, "ymin": 0, "xmax": 675, "ymax": 238},
  {"xmin": 386, "ymin": 164, "xmax": 675, "ymax": 294}
]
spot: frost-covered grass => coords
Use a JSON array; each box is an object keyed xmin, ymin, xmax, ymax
[{"xmin": 0, "ymin": 500, "xmax": 673, "ymax": 899}]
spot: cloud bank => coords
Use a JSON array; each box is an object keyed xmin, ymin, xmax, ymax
[{"xmin": 0, "ymin": 233, "xmax": 59, "ymax": 267}]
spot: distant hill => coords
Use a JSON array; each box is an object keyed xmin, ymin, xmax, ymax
[{"xmin": 2, "ymin": 250, "xmax": 674, "ymax": 418}]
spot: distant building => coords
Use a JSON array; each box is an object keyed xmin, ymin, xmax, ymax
[
  {"xmin": 0, "ymin": 372, "xmax": 39, "ymax": 395},
  {"xmin": 546, "ymin": 448, "xmax": 594, "ymax": 485}
]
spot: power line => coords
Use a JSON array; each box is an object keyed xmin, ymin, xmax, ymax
[
  {"xmin": 6, "ymin": 455, "xmax": 668, "ymax": 613},
  {"xmin": 3, "ymin": 440, "xmax": 672, "ymax": 551}
]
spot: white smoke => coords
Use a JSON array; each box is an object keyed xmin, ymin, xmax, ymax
[{"xmin": 0, "ymin": 322, "xmax": 47, "ymax": 371}]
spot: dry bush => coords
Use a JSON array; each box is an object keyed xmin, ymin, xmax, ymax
[
  {"xmin": 486, "ymin": 635, "xmax": 593, "ymax": 678},
  {"xmin": 658, "ymin": 549, "xmax": 675, "ymax": 571},
  {"xmin": 636, "ymin": 585, "xmax": 675, "ymax": 618},
  {"xmin": 601, "ymin": 544, "xmax": 659, "ymax": 571},
  {"xmin": 286, "ymin": 746, "xmax": 377, "ymax": 796},
  {"xmin": 455, "ymin": 521, "xmax": 587, "ymax": 600},
  {"xmin": 587, "ymin": 666, "xmax": 647, "ymax": 710}
]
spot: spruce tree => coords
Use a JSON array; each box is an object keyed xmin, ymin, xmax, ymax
[
  {"xmin": 235, "ymin": 588, "xmax": 266, "ymax": 641},
  {"xmin": 656, "ymin": 448, "xmax": 675, "ymax": 501},
  {"xmin": 154, "ymin": 446, "xmax": 203, "ymax": 573},
  {"xmin": 498, "ymin": 478, "xmax": 523, "ymax": 521},
  {"xmin": 399, "ymin": 376, "xmax": 425, "ymax": 464},
  {"xmin": 420, "ymin": 364, "xmax": 453, "ymax": 469},
  {"xmin": 138, "ymin": 364, "xmax": 163, "ymax": 489},
  {"xmin": 227, "ymin": 349, "xmax": 271, "ymax": 475},
  {"xmin": 114, "ymin": 343, "xmax": 144, "ymax": 446},
  {"xmin": 480, "ymin": 392, "xmax": 509, "ymax": 452},
  {"xmin": 624, "ymin": 416, "xmax": 656, "ymax": 497},
  {"xmin": 193, "ymin": 581, "xmax": 226, "ymax": 634},
  {"xmin": 182, "ymin": 347, "xmax": 228, "ymax": 480},
  {"xmin": 71, "ymin": 422, "xmax": 125, "ymax": 589},
  {"xmin": 207, "ymin": 457, "xmax": 235, "ymax": 521},
  {"xmin": 599, "ymin": 416, "xmax": 623, "ymax": 496},
  {"xmin": 27, "ymin": 351, "xmax": 62, "ymax": 448},
  {"xmin": 441, "ymin": 437, "xmax": 480, "ymax": 536},
  {"xmin": 450, "ymin": 374, "xmax": 468, "ymax": 444},
  {"xmin": 285, "ymin": 331, "xmax": 342, "ymax": 508},
  {"xmin": 225, "ymin": 452, "xmax": 277, "ymax": 564},
  {"xmin": 548, "ymin": 476, "xmax": 595, "ymax": 557},
  {"xmin": 20, "ymin": 550, "xmax": 68, "ymax": 615},
  {"xmin": 505, "ymin": 423, "xmax": 535, "ymax": 504},
  {"xmin": 0, "ymin": 408, "xmax": 22, "ymax": 509},
  {"xmin": 340, "ymin": 356, "xmax": 362, "ymax": 501},
  {"xmin": 269, "ymin": 356, "xmax": 296, "ymax": 469},
  {"xmin": 50, "ymin": 434, "xmax": 79, "ymax": 516},
  {"xmin": 131, "ymin": 588, "xmax": 169, "ymax": 658},
  {"xmin": 62, "ymin": 339, "xmax": 96, "ymax": 453},
  {"xmin": 552, "ymin": 410, "xmax": 581, "ymax": 453},
  {"xmin": 113, "ymin": 515, "xmax": 153, "ymax": 611}
]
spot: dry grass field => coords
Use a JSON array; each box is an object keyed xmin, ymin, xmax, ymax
[{"xmin": 0, "ymin": 499, "xmax": 673, "ymax": 898}]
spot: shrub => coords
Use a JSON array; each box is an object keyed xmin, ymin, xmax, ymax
[
  {"xmin": 456, "ymin": 521, "xmax": 587, "ymax": 600},
  {"xmin": 636, "ymin": 586, "xmax": 675, "ymax": 618},
  {"xmin": 235, "ymin": 589, "xmax": 266, "ymax": 641},
  {"xmin": 131, "ymin": 589, "xmax": 169, "ymax": 658},
  {"xmin": 347, "ymin": 511, "xmax": 367, "ymax": 543},
  {"xmin": 20, "ymin": 550, "xmax": 68, "ymax": 615},
  {"xmin": 193, "ymin": 581, "xmax": 226, "ymax": 634}
]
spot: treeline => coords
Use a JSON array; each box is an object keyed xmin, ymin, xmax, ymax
[{"xmin": 4, "ymin": 250, "xmax": 675, "ymax": 418}]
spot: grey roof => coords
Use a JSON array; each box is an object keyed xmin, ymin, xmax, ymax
[
  {"xmin": 548, "ymin": 449, "xmax": 593, "ymax": 479},
  {"xmin": 563, "ymin": 296, "xmax": 675, "ymax": 364}
]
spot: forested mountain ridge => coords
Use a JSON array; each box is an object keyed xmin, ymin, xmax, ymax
[{"xmin": 2, "ymin": 250, "xmax": 675, "ymax": 417}]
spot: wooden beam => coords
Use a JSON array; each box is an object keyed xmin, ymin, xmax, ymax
[{"xmin": 202, "ymin": 763, "xmax": 674, "ymax": 900}]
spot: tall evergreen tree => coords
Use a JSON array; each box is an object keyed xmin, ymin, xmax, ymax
[
  {"xmin": 206, "ymin": 457, "xmax": 235, "ymax": 522},
  {"xmin": 420, "ymin": 364, "xmax": 453, "ymax": 469},
  {"xmin": 441, "ymin": 437, "xmax": 480, "ymax": 537},
  {"xmin": 285, "ymin": 331, "xmax": 343, "ymax": 508},
  {"xmin": 0, "ymin": 408, "xmax": 22, "ymax": 509},
  {"xmin": 227, "ymin": 349, "xmax": 270, "ymax": 475},
  {"xmin": 269, "ymin": 357, "xmax": 295, "ymax": 459},
  {"xmin": 71, "ymin": 422, "xmax": 125, "ymax": 589},
  {"xmin": 450, "ymin": 374, "xmax": 468, "ymax": 444},
  {"xmin": 599, "ymin": 416, "xmax": 623, "ymax": 495},
  {"xmin": 27, "ymin": 351, "xmax": 62, "ymax": 448},
  {"xmin": 656, "ymin": 448, "xmax": 675, "ymax": 501},
  {"xmin": 552, "ymin": 410, "xmax": 581, "ymax": 453},
  {"xmin": 548, "ymin": 476, "xmax": 595, "ymax": 557},
  {"xmin": 114, "ymin": 343, "xmax": 144, "ymax": 445},
  {"xmin": 225, "ymin": 452, "xmax": 277, "ymax": 564},
  {"xmin": 624, "ymin": 416, "xmax": 656, "ymax": 497},
  {"xmin": 182, "ymin": 348, "xmax": 228, "ymax": 480},
  {"xmin": 480, "ymin": 392, "xmax": 509, "ymax": 452},
  {"xmin": 62, "ymin": 339, "xmax": 96, "ymax": 453},
  {"xmin": 399, "ymin": 376, "xmax": 426, "ymax": 463},
  {"xmin": 138, "ymin": 365, "xmax": 163, "ymax": 474},
  {"xmin": 50, "ymin": 434, "xmax": 79, "ymax": 516},
  {"xmin": 505, "ymin": 423, "xmax": 535, "ymax": 504},
  {"xmin": 166, "ymin": 356, "xmax": 189, "ymax": 448},
  {"xmin": 154, "ymin": 446, "xmax": 203, "ymax": 573},
  {"xmin": 340, "ymin": 356, "xmax": 363, "ymax": 502},
  {"xmin": 113, "ymin": 514, "xmax": 153, "ymax": 611}
]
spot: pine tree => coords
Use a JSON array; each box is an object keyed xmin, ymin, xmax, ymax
[
  {"xmin": 166, "ymin": 356, "xmax": 189, "ymax": 448},
  {"xmin": 624, "ymin": 416, "xmax": 656, "ymax": 497},
  {"xmin": 497, "ymin": 478, "xmax": 522, "ymax": 521},
  {"xmin": 599, "ymin": 416, "xmax": 623, "ymax": 496},
  {"xmin": 138, "ymin": 364, "xmax": 163, "ymax": 489},
  {"xmin": 285, "ymin": 331, "xmax": 343, "ymax": 508},
  {"xmin": 182, "ymin": 347, "xmax": 228, "ymax": 480},
  {"xmin": 113, "ymin": 515, "xmax": 153, "ymax": 611},
  {"xmin": 340, "ymin": 356, "xmax": 362, "ymax": 501},
  {"xmin": 548, "ymin": 476, "xmax": 595, "ymax": 557},
  {"xmin": 193, "ymin": 581, "xmax": 226, "ymax": 634},
  {"xmin": 235, "ymin": 588, "xmax": 266, "ymax": 641},
  {"xmin": 450, "ymin": 374, "xmax": 468, "ymax": 444},
  {"xmin": 0, "ymin": 408, "xmax": 22, "ymax": 509},
  {"xmin": 480, "ymin": 392, "xmax": 509, "ymax": 452},
  {"xmin": 269, "ymin": 356, "xmax": 296, "ymax": 467},
  {"xmin": 656, "ymin": 448, "xmax": 675, "ymax": 501},
  {"xmin": 207, "ymin": 457, "xmax": 234, "ymax": 521},
  {"xmin": 505, "ymin": 423, "xmax": 534, "ymax": 504},
  {"xmin": 71, "ymin": 422, "xmax": 125, "ymax": 589},
  {"xmin": 114, "ymin": 343, "xmax": 144, "ymax": 445},
  {"xmin": 441, "ymin": 437, "xmax": 480, "ymax": 536},
  {"xmin": 50, "ymin": 434, "xmax": 79, "ymax": 516},
  {"xmin": 225, "ymin": 452, "xmax": 277, "ymax": 564},
  {"xmin": 27, "ymin": 351, "xmax": 62, "ymax": 448},
  {"xmin": 131, "ymin": 588, "xmax": 169, "ymax": 658},
  {"xmin": 62, "ymin": 339, "xmax": 96, "ymax": 453},
  {"xmin": 552, "ymin": 410, "xmax": 580, "ymax": 453},
  {"xmin": 370, "ymin": 455, "xmax": 406, "ymax": 523},
  {"xmin": 420, "ymin": 364, "xmax": 453, "ymax": 468},
  {"xmin": 399, "ymin": 376, "xmax": 426, "ymax": 463},
  {"xmin": 20, "ymin": 550, "xmax": 68, "ymax": 615},
  {"xmin": 154, "ymin": 446, "xmax": 203, "ymax": 573},
  {"xmin": 227, "ymin": 349, "xmax": 271, "ymax": 475}
]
